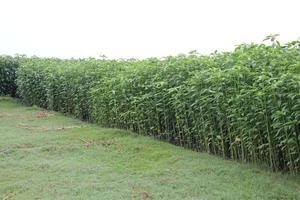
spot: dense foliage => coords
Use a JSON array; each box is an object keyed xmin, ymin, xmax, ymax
[
  {"xmin": 0, "ymin": 56, "xmax": 19, "ymax": 96},
  {"xmin": 2, "ymin": 38, "xmax": 300, "ymax": 172}
]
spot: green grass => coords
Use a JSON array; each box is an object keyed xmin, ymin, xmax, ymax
[{"xmin": 0, "ymin": 97, "xmax": 299, "ymax": 200}]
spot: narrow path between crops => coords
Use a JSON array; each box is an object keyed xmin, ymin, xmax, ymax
[{"xmin": 0, "ymin": 97, "xmax": 299, "ymax": 200}]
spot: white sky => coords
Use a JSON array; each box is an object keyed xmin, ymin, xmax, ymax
[{"xmin": 0, "ymin": 0, "xmax": 299, "ymax": 59}]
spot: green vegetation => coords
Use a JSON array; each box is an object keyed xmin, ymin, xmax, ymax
[
  {"xmin": 8, "ymin": 37, "xmax": 299, "ymax": 172},
  {"xmin": 0, "ymin": 97, "xmax": 300, "ymax": 199},
  {"xmin": 0, "ymin": 56, "xmax": 19, "ymax": 96}
]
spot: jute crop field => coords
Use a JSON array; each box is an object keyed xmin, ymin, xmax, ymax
[
  {"xmin": 1, "ymin": 97, "xmax": 299, "ymax": 199},
  {"xmin": 1, "ymin": 38, "xmax": 300, "ymax": 174}
]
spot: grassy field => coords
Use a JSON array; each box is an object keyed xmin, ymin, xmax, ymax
[{"xmin": 0, "ymin": 97, "xmax": 299, "ymax": 200}]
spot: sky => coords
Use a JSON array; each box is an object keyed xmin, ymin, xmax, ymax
[{"xmin": 0, "ymin": 0, "xmax": 299, "ymax": 59}]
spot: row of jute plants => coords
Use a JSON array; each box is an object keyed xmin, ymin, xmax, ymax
[
  {"xmin": 4, "ymin": 38, "xmax": 300, "ymax": 173},
  {"xmin": 0, "ymin": 56, "xmax": 19, "ymax": 96}
]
